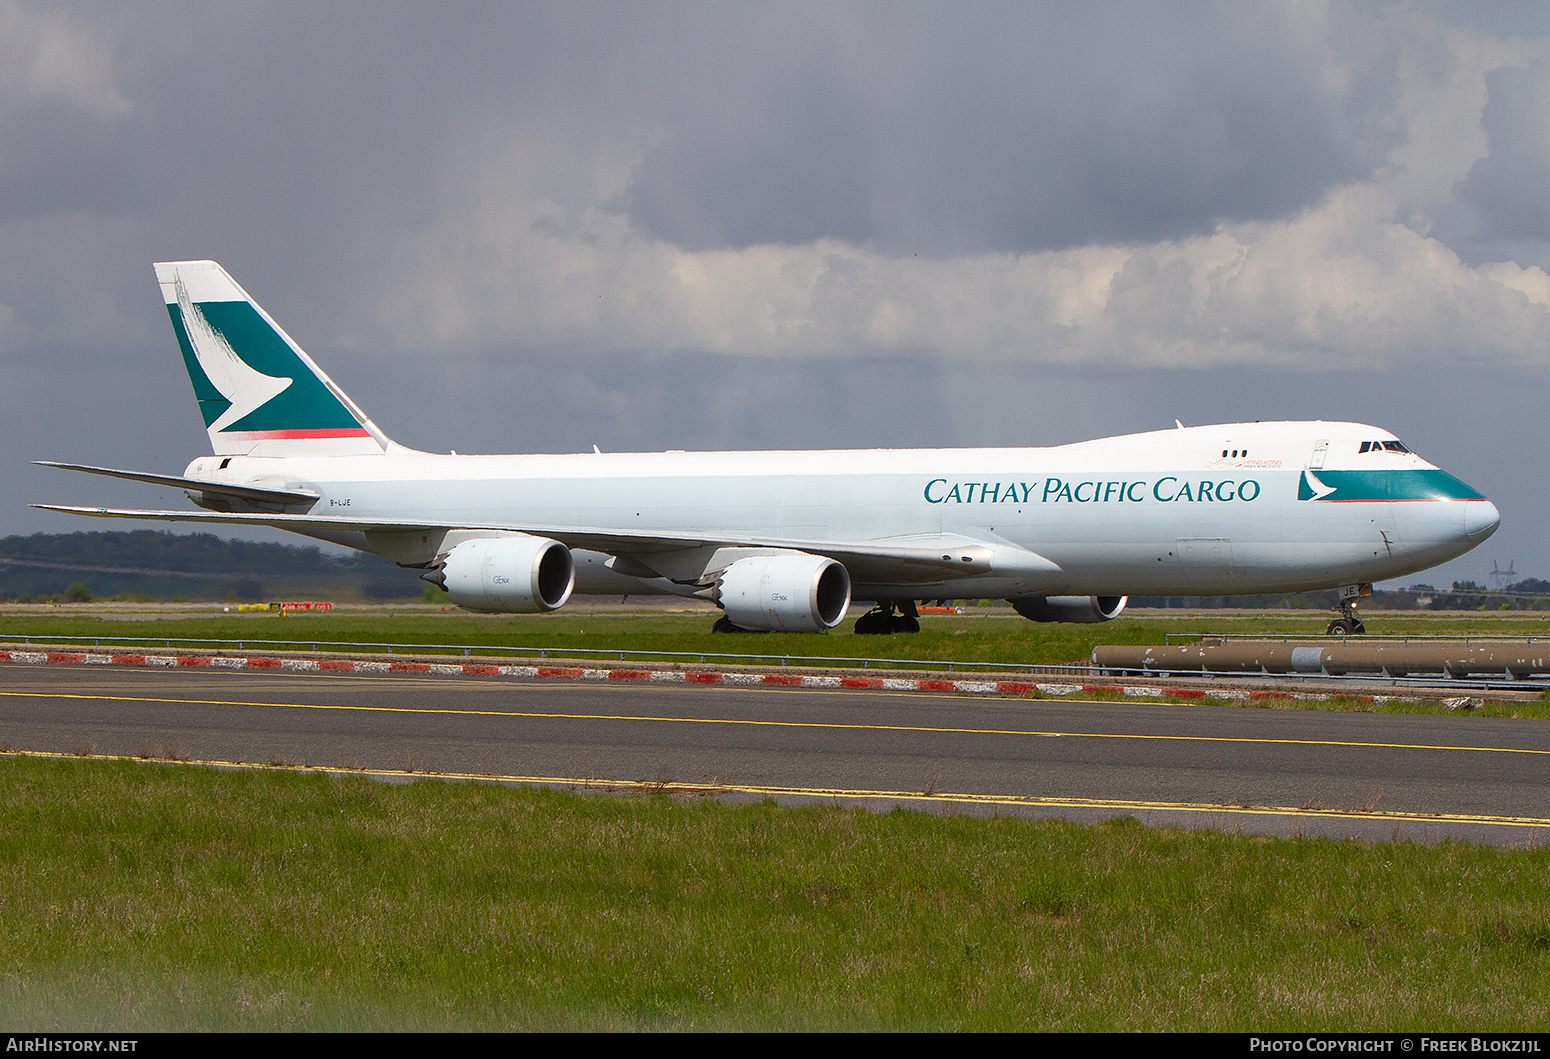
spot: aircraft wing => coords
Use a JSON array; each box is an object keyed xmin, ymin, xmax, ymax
[{"xmin": 30, "ymin": 505, "xmax": 1058, "ymax": 582}]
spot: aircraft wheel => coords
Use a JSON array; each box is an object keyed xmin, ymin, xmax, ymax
[
  {"xmin": 895, "ymin": 615, "xmax": 921, "ymax": 634},
  {"xmin": 1326, "ymin": 618, "xmax": 1359, "ymax": 635},
  {"xmin": 713, "ymin": 616, "xmax": 753, "ymax": 633},
  {"xmin": 854, "ymin": 610, "xmax": 887, "ymax": 635}
]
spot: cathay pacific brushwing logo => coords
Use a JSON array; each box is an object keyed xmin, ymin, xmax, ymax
[
  {"xmin": 1299, "ymin": 470, "xmax": 1337, "ymax": 501},
  {"xmin": 174, "ymin": 277, "xmax": 292, "ymax": 433}
]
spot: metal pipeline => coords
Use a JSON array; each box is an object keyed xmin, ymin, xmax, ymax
[{"xmin": 1092, "ymin": 641, "xmax": 1550, "ymax": 679}]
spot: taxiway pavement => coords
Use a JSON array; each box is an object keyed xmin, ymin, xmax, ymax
[{"xmin": 3, "ymin": 663, "xmax": 1547, "ymax": 845}]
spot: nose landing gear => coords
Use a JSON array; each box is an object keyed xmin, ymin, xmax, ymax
[{"xmin": 1326, "ymin": 583, "xmax": 1370, "ymax": 635}]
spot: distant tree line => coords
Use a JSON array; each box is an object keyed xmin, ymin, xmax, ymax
[{"xmin": 0, "ymin": 530, "xmax": 412, "ymax": 603}]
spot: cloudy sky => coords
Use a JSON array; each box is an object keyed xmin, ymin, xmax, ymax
[{"xmin": 4, "ymin": 1, "xmax": 1548, "ymax": 590}]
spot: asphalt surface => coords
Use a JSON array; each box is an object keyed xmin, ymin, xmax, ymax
[{"xmin": 3, "ymin": 663, "xmax": 1548, "ymax": 846}]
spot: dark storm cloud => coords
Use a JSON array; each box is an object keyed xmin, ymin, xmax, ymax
[
  {"xmin": 0, "ymin": 1, "xmax": 1537, "ymax": 370},
  {"xmin": 0, "ymin": 3, "xmax": 1402, "ymax": 284},
  {"xmin": 1456, "ymin": 57, "xmax": 1550, "ymax": 243},
  {"xmin": 623, "ymin": 4, "xmax": 1401, "ymax": 255}
]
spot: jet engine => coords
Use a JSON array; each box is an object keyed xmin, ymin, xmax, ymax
[
  {"xmin": 429, "ymin": 536, "xmax": 576, "ymax": 613},
  {"xmin": 716, "ymin": 553, "xmax": 852, "ymax": 632},
  {"xmin": 1010, "ymin": 595, "xmax": 1128, "ymax": 623}
]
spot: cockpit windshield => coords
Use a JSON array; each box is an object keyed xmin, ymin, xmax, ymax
[{"xmin": 1359, "ymin": 440, "xmax": 1410, "ymax": 454}]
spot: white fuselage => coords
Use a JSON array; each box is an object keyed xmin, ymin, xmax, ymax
[{"xmin": 184, "ymin": 420, "xmax": 1498, "ymax": 600}]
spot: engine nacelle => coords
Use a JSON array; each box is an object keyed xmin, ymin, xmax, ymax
[
  {"xmin": 1010, "ymin": 595, "xmax": 1128, "ymax": 623},
  {"xmin": 437, "ymin": 536, "xmax": 576, "ymax": 613},
  {"xmin": 717, "ymin": 553, "xmax": 851, "ymax": 632}
]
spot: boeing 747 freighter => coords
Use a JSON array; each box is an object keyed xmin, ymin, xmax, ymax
[{"xmin": 35, "ymin": 261, "xmax": 1500, "ymax": 634}]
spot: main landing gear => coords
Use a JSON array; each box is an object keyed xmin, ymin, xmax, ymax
[
  {"xmin": 1325, "ymin": 584, "xmax": 1369, "ymax": 636},
  {"xmin": 854, "ymin": 600, "xmax": 921, "ymax": 635}
]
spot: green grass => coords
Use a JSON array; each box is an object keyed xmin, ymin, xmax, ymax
[
  {"xmin": 1, "ymin": 754, "xmax": 1548, "ymax": 1030},
  {"xmin": 2, "ymin": 606, "xmax": 1548, "ymax": 670}
]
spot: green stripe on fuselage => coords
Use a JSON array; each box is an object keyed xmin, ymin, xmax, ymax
[{"xmin": 1299, "ymin": 469, "xmax": 1485, "ymax": 502}]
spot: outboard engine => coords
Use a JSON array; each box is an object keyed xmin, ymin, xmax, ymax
[{"xmin": 1009, "ymin": 595, "xmax": 1128, "ymax": 623}]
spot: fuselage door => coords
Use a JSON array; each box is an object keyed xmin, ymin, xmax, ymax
[{"xmin": 1308, "ymin": 440, "xmax": 1329, "ymax": 470}]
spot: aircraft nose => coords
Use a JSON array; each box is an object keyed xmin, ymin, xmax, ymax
[{"xmin": 1464, "ymin": 499, "xmax": 1501, "ymax": 542}]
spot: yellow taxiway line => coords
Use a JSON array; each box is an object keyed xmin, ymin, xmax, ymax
[
  {"xmin": 8, "ymin": 748, "xmax": 1550, "ymax": 831},
  {"xmin": 2, "ymin": 688, "xmax": 1547, "ymax": 758}
]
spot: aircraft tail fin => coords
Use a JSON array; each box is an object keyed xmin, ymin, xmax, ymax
[{"xmin": 154, "ymin": 260, "xmax": 392, "ymax": 457}]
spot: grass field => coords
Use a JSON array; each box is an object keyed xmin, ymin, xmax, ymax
[{"xmin": 2, "ymin": 754, "xmax": 1549, "ymax": 1031}]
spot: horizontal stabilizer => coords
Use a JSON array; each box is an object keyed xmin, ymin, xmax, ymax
[{"xmin": 33, "ymin": 461, "xmax": 319, "ymax": 506}]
